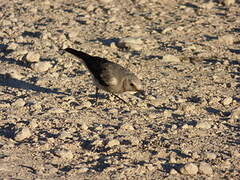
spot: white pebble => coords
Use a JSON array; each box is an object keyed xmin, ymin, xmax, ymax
[
  {"xmin": 230, "ymin": 107, "xmax": 240, "ymax": 121},
  {"xmin": 29, "ymin": 119, "xmax": 38, "ymax": 129},
  {"xmin": 180, "ymin": 163, "xmax": 198, "ymax": 175},
  {"xmin": 15, "ymin": 127, "xmax": 32, "ymax": 141},
  {"xmin": 120, "ymin": 123, "xmax": 135, "ymax": 131},
  {"xmin": 48, "ymin": 107, "xmax": 65, "ymax": 114},
  {"xmin": 162, "ymin": 54, "xmax": 180, "ymax": 63},
  {"xmin": 25, "ymin": 52, "xmax": 41, "ymax": 62},
  {"xmin": 6, "ymin": 69, "xmax": 24, "ymax": 80},
  {"xmin": 12, "ymin": 98, "xmax": 26, "ymax": 107},
  {"xmin": 218, "ymin": 34, "xmax": 234, "ymax": 45},
  {"xmin": 199, "ymin": 162, "xmax": 213, "ymax": 175},
  {"xmin": 31, "ymin": 61, "xmax": 52, "ymax": 72},
  {"xmin": 222, "ymin": 97, "xmax": 233, "ymax": 106},
  {"xmin": 107, "ymin": 139, "xmax": 120, "ymax": 147},
  {"xmin": 205, "ymin": 152, "xmax": 217, "ymax": 160},
  {"xmin": 117, "ymin": 37, "xmax": 143, "ymax": 51},
  {"xmin": 54, "ymin": 148, "xmax": 74, "ymax": 160},
  {"xmin": 81, "ymin": 123, "xmax": 88, "ymax": 130},
  {"xmin": 196, "ymin": 121, "xmax": 211, "ymax": 129},
  {"xmin": 223, "ymin": 0, "xmax": 235, "ymax": 6},
  {"xmin": 81, "ymin": 101, "xmax": 92, "ymax": 108}
]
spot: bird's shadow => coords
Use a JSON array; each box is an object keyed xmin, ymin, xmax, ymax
[{"xmin": 0, "ymin": 74, "xmax": 68, "ymax": 95}]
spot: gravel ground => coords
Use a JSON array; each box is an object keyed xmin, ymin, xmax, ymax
[{"xmin": 0, "ymin": 0, "xmax": 240, "ymax": 179}]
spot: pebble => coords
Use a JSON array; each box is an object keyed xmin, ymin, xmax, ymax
[
  {"xmin": 230, "ymin": 107, "xmax": 240, "ymax": 121},
  {"xmin": 222, "ymin": 97, "xmax": 233, "ymax": 106},
  {"xmin": 120, "ymin": 123, "xmax": 135, "ymax": 131},
  {"xmin": 196, "ymin": 121, "xmax": 211, "ymax": 129},
  {"xmin": 223, "ymin": 0, "xmax": 235, "ymax": 6},
  {"xmin": 99, "ymin": 0, "xmax": 113, "ymax": 3},
  {"xmin": 108, "ymin": 108, "xmax": 119, "ymax": 114},
  {"xmin": 162, "ymin": 54, "xmax": 181, "ymax": 63},
  {"xmin": 170, "ymin": 168, "xmax": 178, "ymax": 175},
  {"xmin": 199, "ymin": 162, "xmax": 213, "ymax": 175},
  {"xmin": 81, "ymin": 101, "xmax": 92, "ymax": 108},
  {"xmin": 180, "ymin": 163, "xmax": 198, "ymax": 175},
  {"xmin": 218, "ymin": 34, "xmax": 234, "ymax": 45},
  {"xmin": 81, "ymin": 123, "xmax": 88, "ymax": 130},
  {"xmin": 48, "ymin": 107, "xmax": 65, "ymax": 114},
  {"xmin": 54, "ymin": 148, "xmax": 74, "ymax": 160},
  {"xmin": 148, "ymin": 113, "xmax": 157, "ymax": 119},
  {"xmin": 163, "ymin": 110, "xmax": 172, "ymax": 118},
  {"xmin": 205, "ymin": 152, "xmax": 217, "ymax": 160},
  {"xmin": 162, "ymin": 27, "xmax": 172, "ymax": 34},
  {"xmin": 15, "ymin": 127, "xmax": 32, "ymax": 141},
  {"xmin": 12, "ymin": 98, "xmax": 26, "ymax": 107},
  {"xmin": 59, "ymin": 131, "xmax": 72, "ymax": 140},
  {"xmin": 25, "ymin": 52, "xmax": 41, "ymax": 62},
  {"xmin": 29, "ymin": 119, "xmax": 38, "ymax": 129},
  {"xmin": 182, "ymin": 124, "xmax": 191, "ymax": 129},
  {"xmin": 6, "ymin": 69, "xmax": 24, "ymax": 80},
  {"xmin": 107, "ymin": 139, "xmax": 120, "ymax": 147},
  {"xmin": 31, "ymin": 61, "xmax": 52, "ymax": 72},
  {"xmin": 117, "ymin": 37, "xmax": 143, "ymax": 51}
]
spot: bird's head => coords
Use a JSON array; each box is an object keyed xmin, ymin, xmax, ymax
[{"xmin": 123, "ymin": 74, "xmax": 145, "ymax": 96}]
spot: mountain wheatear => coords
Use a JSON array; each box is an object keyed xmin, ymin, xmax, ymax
[{"xmin": 64, "ymin": 48, "xmax": 145, "ymax": 105}]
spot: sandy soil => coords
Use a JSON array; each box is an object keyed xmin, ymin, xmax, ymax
[{"xmin": 0, "ymin": 0, "xmax": 240, "ymax": 179}]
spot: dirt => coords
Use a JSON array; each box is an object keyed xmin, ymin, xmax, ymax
[{"xmin": 0, "ymin": 0, "xmax": 240, "ymax": 179}]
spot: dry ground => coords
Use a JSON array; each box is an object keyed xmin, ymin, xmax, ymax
[{"xmin": 0, "ymin": 0, "xmax": 240, "ymax": 179}]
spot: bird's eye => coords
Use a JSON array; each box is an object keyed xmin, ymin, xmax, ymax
[{"xmin": 130, "ymin": 83, "xmax": 134, "ymax": 86}]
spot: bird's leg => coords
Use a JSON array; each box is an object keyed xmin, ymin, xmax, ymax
[
  {"xmin": 95, "ymin": 87, "xmax": 99, "ymax": 103},
  {"xmin": 112, "ymin": 93, "xmax": 132, "ymax": 107}
]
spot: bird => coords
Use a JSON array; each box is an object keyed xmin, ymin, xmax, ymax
[{"xmin": 64, "ymin": 48, "xmax": 145, "ymax": 105}]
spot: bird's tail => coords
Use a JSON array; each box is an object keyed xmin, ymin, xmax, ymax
[{"xmin": 64, "ymin": 48, "xmax": 92, "ymax": 60}]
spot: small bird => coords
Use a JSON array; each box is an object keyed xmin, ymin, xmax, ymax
[{"xmin": 64, "ymin": 48, "xmax": 145, "ymax": 105}]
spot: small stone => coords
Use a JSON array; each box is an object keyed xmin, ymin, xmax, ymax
[
  {"xmin": 196, "ymin": 121, "xmax": 211, "ymax": 129},
  {"xmin": 15, "ymin": 127, "xmax": 32, "ymax": 141},
  {"xmin": 120, "ymin": 123, "xmax": 134, "ymax": 131},
  {"xmin": 202, "ymin": 1, "xmax": 214, "ymax": 9},
  {"xmin": 107, "ymin": 139, "xmax": 120, "ymax": 147},
  {"xmin": 163, "ymin": 110, "xmax": 172, "ymax": 118},
  {"xmin": 99, "ymin": 0, "xmax": 113, "ymax": 3},
  {"xmin": 162, "ymin": 27, "xmax": 172, "ymax": 34},
  {"xmin": 81, "ymin": 101, "xmax": 92, "ymax": 108},
  {"xmin": 148, "ymin": 113, "xmax": 157, "ymax": 119},
  {"xmin": 48, "ymin": 107, "xmax": 65, "ymax": 113},
  {"xmin": 31, "ymin": 61, "xmax": 52, "ymax": 72},
  {"xmin": 180, "ymin": 163, "xmax": 198, "ymax": 175},
  {"xmin": 81, "ymin": 123, "xmax": 88, "ymax": 130},
  {"xmin": 117, "ymin": 37, "xmax": 143, "ymax": 51},
  {"xmin": 230, "ymin": 107, "xmax": 240, "ymax": 121},
  {"xmin": 8, "ymin": 42, "xmax": 18, "ymax": 50},
  {"xmin": 205, "ymin": 152, "xmax": 217, "ymax": 160},
  {"xmin": 162, "ymin": 54, "xmax": 180, "ymax": 63},
  {"xmin": 108, "ymin": 108, "xmax": 119, "ymax": 114},
  {"xmin": 54, "ymin": 148, "xmax": 74, "ymax": 160},
  {"xmin": 182, "ymin": 124, "xmax": 190, "ymax": 129},
  {"xmin": 5, "ymin": 69, "xmax": 24, "ymax": 80},
  {"xmin": 218, "ymin": 34, "xmax": 234, "ymax": 45},
  {"xmin": 29, "ymin": 119, "xmax": 38, "ymax": 129},
  {"xmin": 222, "ymin": 97, "xmax": 233, "ymax": 106},
  {"xmin": 170, "ymin": 168, "xmax": 178, "ymax": 175},
  {"xmin": 25, "ymin": 52, "xmax": 41, "ymax": 62},
  {"xmin": 221, "ymin": 159, "xmax": 231, "ymax": 169},
  {"xmin": 223, "ymin": 0, "xmax": 235, "ymax": 6},
  {"xmin": 59, "ymin": 131, "xmax": 72, "ymax": 140},
  {"xmin": 199, "ymin": 162, "xmax": 213, "ymax": 175},
  {"xmin": 12, "ymin": 98, "xmax": 26, "ymax": 107}
]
